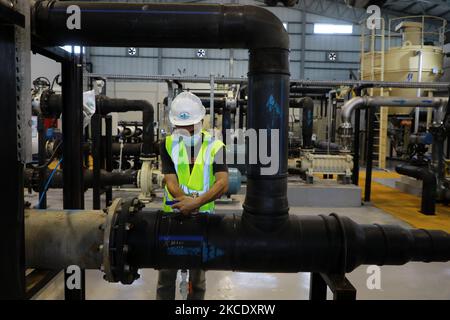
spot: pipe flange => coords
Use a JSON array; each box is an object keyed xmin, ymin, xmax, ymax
[
  {"xmin": 102, "ymin": 198, "xmax": 141, "ymax": 284},
  {"xmin": 103, "ymin": 198, "xmax": 122, "ymax": 282},
  {"xmin": 137, "ymin": 160, "xmax": 154, "ymax": 200}
]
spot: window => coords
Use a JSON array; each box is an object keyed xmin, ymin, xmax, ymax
[
  {"xmin": 313, "ymin": 23, "xmax": 353, "ymax": 34},
  {"xmin": 60, "ymin": 45, "xmax": 85, "ymax": 54}
]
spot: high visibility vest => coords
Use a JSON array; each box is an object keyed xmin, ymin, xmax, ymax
[{"xmin": 162, "ymin": 130, "xmax": 225, "ymax": 213}]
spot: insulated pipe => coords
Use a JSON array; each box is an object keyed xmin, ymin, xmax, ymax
[
  {"xmin": 24, "ymin": 167, "xmax": 137, "ymax": 191},
  {"xmin": 290, "ymin": 97, "xmax": 314, "ymax": 149},
  {"xmin": 24, "ymin": 205, "xmax": 450, "ymax": 279},
  {"xmin": 395, "ymin": 164, "xmax": 437, "ymax": 215}
]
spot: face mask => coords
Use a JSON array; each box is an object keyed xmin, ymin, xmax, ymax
[{"xmin": 181, "ymin": 133, "xmax": 201, "ymax": 147}]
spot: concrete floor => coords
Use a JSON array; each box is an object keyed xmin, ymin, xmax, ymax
[{"xmin": 26, "ymin": 187, "xmax": 450, "ymax": 300}]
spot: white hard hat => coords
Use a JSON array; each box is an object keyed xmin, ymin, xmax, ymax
[{"xmin": 169, "ymin": 91, "xmax": 206, "ymax": 126}]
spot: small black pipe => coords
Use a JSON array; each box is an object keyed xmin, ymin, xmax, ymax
[
  {"xmin": 41, "ymin": 94, "xmax": 156, "ymax": 157},
  {"xmin": 290, "ymin": 86, "xmax": 332, "ymax": 94},
  {"xmin": 24, "ymin": 167, "xmax": 137, "ymax": 191},
  {"xmin": 112, "ymin": 142, "xmax": 143, "ymax": 157},
  {"xmin": 365, "ymin": 107, "xmax": 374, "ymax": 202},
  {"xmin": 352, "ymin": 87, "xmax": 363, "ymax": 186},
  {"xmin": 222, "ymin": 102, "xmax": 232, "ymax": 143},
  {"xmin": 331, "ymin": 98, "xmax": 337, "ymax": 143},
  {"xmin": 352, "ymin": 108, "xmax": 361, "ymax": 185},
  {"xmin": 162, "ymin": 96, "xmax": 228, "ymax": 111},
  {"xmin": 396, "ymin": 164, "xmax": 437, "ymax": 215},
  {"xmin": 314, "ymin": 141, "xmax": 341, "ymax": 152},
  {"xmin": 91, "ymin": 114, "xmax": 101, "ymax": 210},
  {"xmin": 96, "ymin": 96, "xmax": 155, "ymax": 157},
  {"xmin": 290, "ymin": 97, "xmax": 314, "ymax": 149},
  {"xmin": 105, "ymin": 116, "xmax": 113, "ymax": 206}
]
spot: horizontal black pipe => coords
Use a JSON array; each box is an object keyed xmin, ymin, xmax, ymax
[
  {"xmin": 290, "ymin": 87, "xmax": 331, "ymax": 94},
  {"xmin": 395, "ymin": 164, "xmax": 436, "ymax": 215},
  {"xmin": 40, "ymin": 94, "xmax": 155, "ymax": 157},
  {"xmin": 126, "ymin": 211, "xmax": 450, "ymax": 273},
  {"xmin": 32, "ymin": 2, "xmax": 288, "ymax": 49},
  {"xmin": 26, "ymin": 205, "xmax": 450, "ymax": 279},
  {"xmin": 163, "ymin": 96, "xmax": 237, "ymax": 112},
  {"xmin": 112, "ymin": 142, "xmax": 142, "ymax": 157},
  {"xmin": 24, "ymin": 167, "xmax": 137, "ymax": 191},
  {"xmin": 314, "ymin": 141, "xmax": 342, "ymax": 152}
]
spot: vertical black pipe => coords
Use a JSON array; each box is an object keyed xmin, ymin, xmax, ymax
[
  {"xmin": 91, "ymin": 114, "xmax": 102, "ymax": 210},
  {"xmin": 0, "ymin": 23, "xmax": 25, "ymax": 300},
  {"xmin": 238, "ymin": 101, "xmax": 244, "ymax": 129},
  {"xmin": 352, "ymin": 108, "xmax": 361, "ymax": 186},
  {"xmin": 62, "ymin": 52, "xmax": 85, "ymax": 300},
  {"xmin": 351, "ymin": 87, "xmax": 362, "ymax": 186},
  {"xmin": 243, "ymin": 49, "xmax": 290, "ymax": 218},
  {"xmin": 395, "ymin": 164, "xmax": 436, "ymax": 215},
  {"xmin": 37, "ymin": 115, "xmax": 47, "ymax": 208},
  {"xmin": 105, "ymin": 115, "xmax": 113, "ymax": 206},
  {"xmin": 365, "ymin": 107, "xmax": 374, "ymax": 202},
  {"xmin": 331, "ymin": 98, "xmax": 337, "ymax": 143},
  {"xmin": 222, "ymin": 103, "xmax": 231, "ymax": 142},
  {"xmin": 300, "ymin": 98, "xmax": 314, "ymax": 149}
]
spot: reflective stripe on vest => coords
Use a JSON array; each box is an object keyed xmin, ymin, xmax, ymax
[{"xmin": 162, "ymin": 131, "xmax": 224, "ymax": 213}]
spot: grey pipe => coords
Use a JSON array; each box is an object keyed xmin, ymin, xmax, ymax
[
  {"xmin": 340, "ymin": 96, "xmax": 448, "ymax": 127},
  {"xmin": 25, "ymin": 209, "xmax": 105, "ymax": 269},
  {"xmin": 87, "ymin": 73, "xmax": 450, "ymax": 89},
  {"xmin": 338, "ymin": 96, "xmax": 448, "ymax": 152}
]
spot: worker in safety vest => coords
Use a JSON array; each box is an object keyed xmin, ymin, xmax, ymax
[{"xmin": 156, "ymin": 91, "xmax": 229, "ymax": 300}]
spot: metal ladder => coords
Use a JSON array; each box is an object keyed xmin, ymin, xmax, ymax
[{"xmin": 361, "ymin": 18, "xmax": 386, "ymax": 168}]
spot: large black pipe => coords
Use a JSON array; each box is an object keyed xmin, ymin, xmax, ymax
[
  {"xmin": 32, "ymin": 1, "xmax": 290, "ymax": 219},
  {"xmin": 126, "ymin": 210, "xmax": 450, "ymax": 273},
  {"xmin": 25, "ymin": 205, "xmax": 450, "ymax": 281},
  {"xmin": 395, "ymin": 164, "xmax": 437, "ymax": 215},
  {"xmin": 32, "ymin": 2, "xmax": 288, "ymax": 49},
  {"xmin": 24, "ymin": 167, "xmax": 137, "ymax": 191}
]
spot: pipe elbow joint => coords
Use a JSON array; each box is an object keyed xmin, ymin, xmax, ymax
[{"xmin": 242, "ymin": 5, "xmax": 289, "ymax": 50}]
